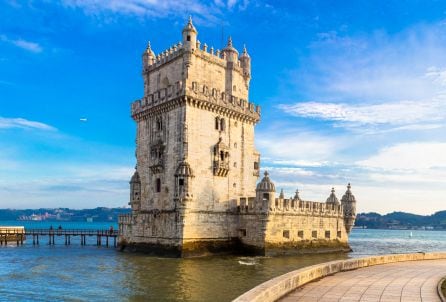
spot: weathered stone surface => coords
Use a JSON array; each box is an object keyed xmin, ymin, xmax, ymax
[
  {"xmin": 118, "ymin": 18, "xmax": 357, "ymax": 257},
  {"xmin": 233, "ymin": 252, "xmax": 446, "ymax": 302}
]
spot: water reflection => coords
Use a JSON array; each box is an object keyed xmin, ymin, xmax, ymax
[
  {"xmin": 117, "ymin": 252, "xmax": 349, "ymax": 302},
  {"xmin": 1, "ymin": 229, "xmax": 446, "ymax": 302}
]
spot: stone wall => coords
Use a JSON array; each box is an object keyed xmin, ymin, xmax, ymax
[{"xmin": 233, "ymin": 252, "xmax": 446, "ymax": 302}]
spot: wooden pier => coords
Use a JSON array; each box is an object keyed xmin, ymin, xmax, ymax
[
  {"xmin": 0, "ymin": 227, "xmax": 25, "ymax": 246},
  {"xmin": 0, "ymin": 228, "xmax": 118, "ymax": 247}
]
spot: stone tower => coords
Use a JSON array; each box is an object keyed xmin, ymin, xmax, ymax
[
  {"xmin": 119, "ymin": 18, "xmax": 358, "ymax": 257},
  {"xmin": 119, "ymin": 17, "xmax": 261, "ymax": 256}
]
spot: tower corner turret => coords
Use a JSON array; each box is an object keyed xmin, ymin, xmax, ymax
[{"xmin": 341, "ymin": 183, "xmax": 357, "ymax": 234}]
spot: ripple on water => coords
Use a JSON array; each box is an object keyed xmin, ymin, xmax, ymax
[{"xmin": 0, "ymin": 229, "xmax": 446, "ymax": 302}]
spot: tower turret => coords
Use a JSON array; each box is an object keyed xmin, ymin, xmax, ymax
[
  {"xmin": 255, "ymin": 171, "xmax": 276, "ymax": 211},
  {"xmin": 341, "ymin": 183, "xmax": 357, "ymax": 234},
  {"xmin": 174, "ymin": 161, "xmax": 194, "ymax": 203},
  {"xmin": 326, "ymin": 187, "xmax": 340, "ymax": 205},
  {"xmin": 222, "ymin": 36, "xmax": 239, "ymax": 62},
  {"xmin": 142, "ymin": 41, "xmax": 155, "ymax": 95},
  {"xmin": 240, "ymin": 45, "xmax": 251, "ymax": 79},
  {"xmin": 142, "ymin": 41, "xmax": 155, "ymax": 68},
  {"xmin": 182, "ymin": 16, "xmax": 197, "ymax": 51},
  {"xmin": 129, "ymin": 169, "xmax": 141, "ymax": 211},
  {"xmin": 294, "ymin": 188, "xmax": 302, "ymax": 201}
]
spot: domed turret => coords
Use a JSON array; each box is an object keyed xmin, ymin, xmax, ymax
[
  {"xmin": 129, "ymin": 169, "xmax": 141, "ymax": 211},
  {"xmin": 341, "ymin": 183, "xmax": 357, "ymax": 234},
  {"xmin": 255, "ymin": 171, "xmax": 276, "ymax": 212},
  {"xmin": 279, "ymin": 188, "xmax": 284, "ymax": 199},
  {"xmin": 175, "ymin": 161, "xmax": 194, "ymax": 199},
  {"xmin": 175, "ymin": 161, "xmax": 193, "ymax": 177},
  {"xmin": 142, "ymin": 41, "xmax": 155, "ymax": 68},
  {"xmin": 239, "ymin": 45, "xmax": 251, "ymax": 78},
  {"xmin": 182, "ymin": 16, "xmax": 197, "ymax": 51},
  {"xmin": 326, "ymin": 187, "xmax": 340, "ymax": 205},
  {"xmin": 294, "ymin": 188, "xmax": 302, "ymax": 201},
  {"xmin": 130, "ymin": 170, "xmax": 140, "ymax": 184},
  {"xmin": 222, "ymin": 36, "xmax": 239, "ymax": 62},
  {"xmin": 256, "ymin": 171, "xmax": 276, "ymax": 192}
]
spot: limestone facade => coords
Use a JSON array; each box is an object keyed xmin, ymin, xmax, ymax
[{"xmin": 118, "ymin": 18, "xmax": 357, "ymax": 257}]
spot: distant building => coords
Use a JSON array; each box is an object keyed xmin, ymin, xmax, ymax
[{"xmin": 118, "ymin": 18, "xmax": 357, "ymax": 257}]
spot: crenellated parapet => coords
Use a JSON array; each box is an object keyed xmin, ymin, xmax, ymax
[
  {"xmin": 130, "ymin": 82, "xmax": 260, "ymax": 123},
  {"xmin": 142, "ymin": 42, "xmax": 184, "ymax": 73},
  {"xmin": 238, "ymin": 196, "xmax": 344, "ymax": 217}
]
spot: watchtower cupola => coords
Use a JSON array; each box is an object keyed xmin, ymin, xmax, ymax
[
  {"xmin": 239, "ymin": 45, "xmax": 251, "ymax": 79},
  {"xmin": 326, "ymin": 187, "xmax": 340, "ymax": 205},
  {"xmin": 182, "ymin": 16, "xmax": 197, "ymax": 51},
  {"xmin": 129, "ymin": 169, "xmax": 141, "ymax": 211},
  {"xmin": 222, "ymin": 36, "xmax": 239, "ymax": 62},
  {"xmin": 255, "ymin": 171, "xmax": 276, "ymax": 211},
  {"xmin": 341, "ymin": 183, "xmax": 357, "ymax": 234},
  {"xmin": 142, "ymin": 41, "xmax": 155, "ymax": 68},
  {"xmin": 174, "ymin": 161, "xmax": 194, "ymax": 202}
]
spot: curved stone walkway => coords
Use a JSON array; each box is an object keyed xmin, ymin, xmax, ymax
[{"xmin": 279, "ymin": 259, "xmax": 446, "ymax": 302}]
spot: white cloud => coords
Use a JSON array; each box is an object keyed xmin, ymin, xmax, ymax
[
  {"xmin": 61, "ymin": 0, "xmax": 246, "ymax": 21},
  {"xmin": 262, "ymin": 166, "xmax": 315, "ymax": 177},
  {"xmin": 280, "ymin": 99, "xmax": 445, "ymax": 126},
  {"xmin": 257, "ymin": 130, "xmax": 344, "ymax": 164},
  {"xmin": 357, "ymin": 142, "xmax": 446, "ymax": 170},
  {"xmin": 0, "ymin": 164, "xmax": 133, "ymax": 209},
  {"xmin": 0, "ymin": 35, "xmax": 42, "ymax": 53},
  {"xmin": 0, "ymin": 117, "xmax": 56, "ymax": 131},
  {"xmin": 264, "ymin": 158, "xmax": 328, "ymax": 167}
]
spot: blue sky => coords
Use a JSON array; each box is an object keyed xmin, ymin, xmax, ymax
[{"xmin": 1, "ymin": 1, "xmax": 446, "ymax": 214}]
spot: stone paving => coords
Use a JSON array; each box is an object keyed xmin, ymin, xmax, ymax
[{"xmin": 279, "ymin": 259, "xmax": 446, "ymax": 302}]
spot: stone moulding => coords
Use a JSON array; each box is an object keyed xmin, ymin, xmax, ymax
[
  {"xmin": 438, "ymin": 276, "xmax": 446, "ymax": 302},
  {"xmin": 232, "ymin": 252, "xmax": 446, "ymax": 302}
]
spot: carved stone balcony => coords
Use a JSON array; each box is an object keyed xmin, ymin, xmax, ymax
[
  {"xmin": 213, "ymin": 160, "xmax": 229, "ymax": 177},
  {"xmin": 150, "ymin": 158, "xmax": 164, "ymax": 174}
]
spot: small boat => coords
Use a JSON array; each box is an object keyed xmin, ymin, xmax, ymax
[{"xmin": 409, "ymin": 231, "xmax": 413, "ymax": 238}]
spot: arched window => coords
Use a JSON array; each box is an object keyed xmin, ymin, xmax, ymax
[{"xmin": 220, "ymin": 151, "xmax": 224, "ymax": 161}]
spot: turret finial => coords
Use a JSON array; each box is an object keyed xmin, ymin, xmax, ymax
[
  {"xmin": 145, "ymin": 41, "xmax": 155, "ymax": 56},
  {"xmin": 279, "ymin": 189, "xmax": 284, "ymax": 199},
  {"xmin": 182, "ymin": 15, "xmax": 197, "ymax": 33},
  {"xmin": 347, "ymin": 183, "xmax": 351, "ymax": 190},
  {"xmin": 331, "ymin": 187, "xmax": 335, "ymax": 193},
  {"xmin": 264, "ymin": 170, "xmax": 269, "ymax": 177},
  {"xmin": 227, "ymin": 36, "xmax": 233, "ymax": 47}
]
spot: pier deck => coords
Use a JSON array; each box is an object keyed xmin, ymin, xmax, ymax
[{"xmin": 0, "ymin": 228, "xmax": 118, "ymax": 247}]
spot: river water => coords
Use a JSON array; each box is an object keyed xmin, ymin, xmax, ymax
[{"xmin": 0, "ymin": 221, "xmax": 445, "ymax": 302}]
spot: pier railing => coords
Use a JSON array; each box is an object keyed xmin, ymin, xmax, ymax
[{"xmin": 0, "ymin": 228, "xmax": 119, "ymax": 247}]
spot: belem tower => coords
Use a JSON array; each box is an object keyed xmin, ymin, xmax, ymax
[{"xmin": 118, "ymin": 18, "xmax": 357, "ymax": 257}]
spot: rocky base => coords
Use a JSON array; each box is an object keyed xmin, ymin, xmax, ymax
[
  {"xmin": 264, "ymin": 239, "xmax": 351, "ymax": 256},
  {"xmin": 118, "ymin": 238, "xmax": 351, "ymax": 257}
]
